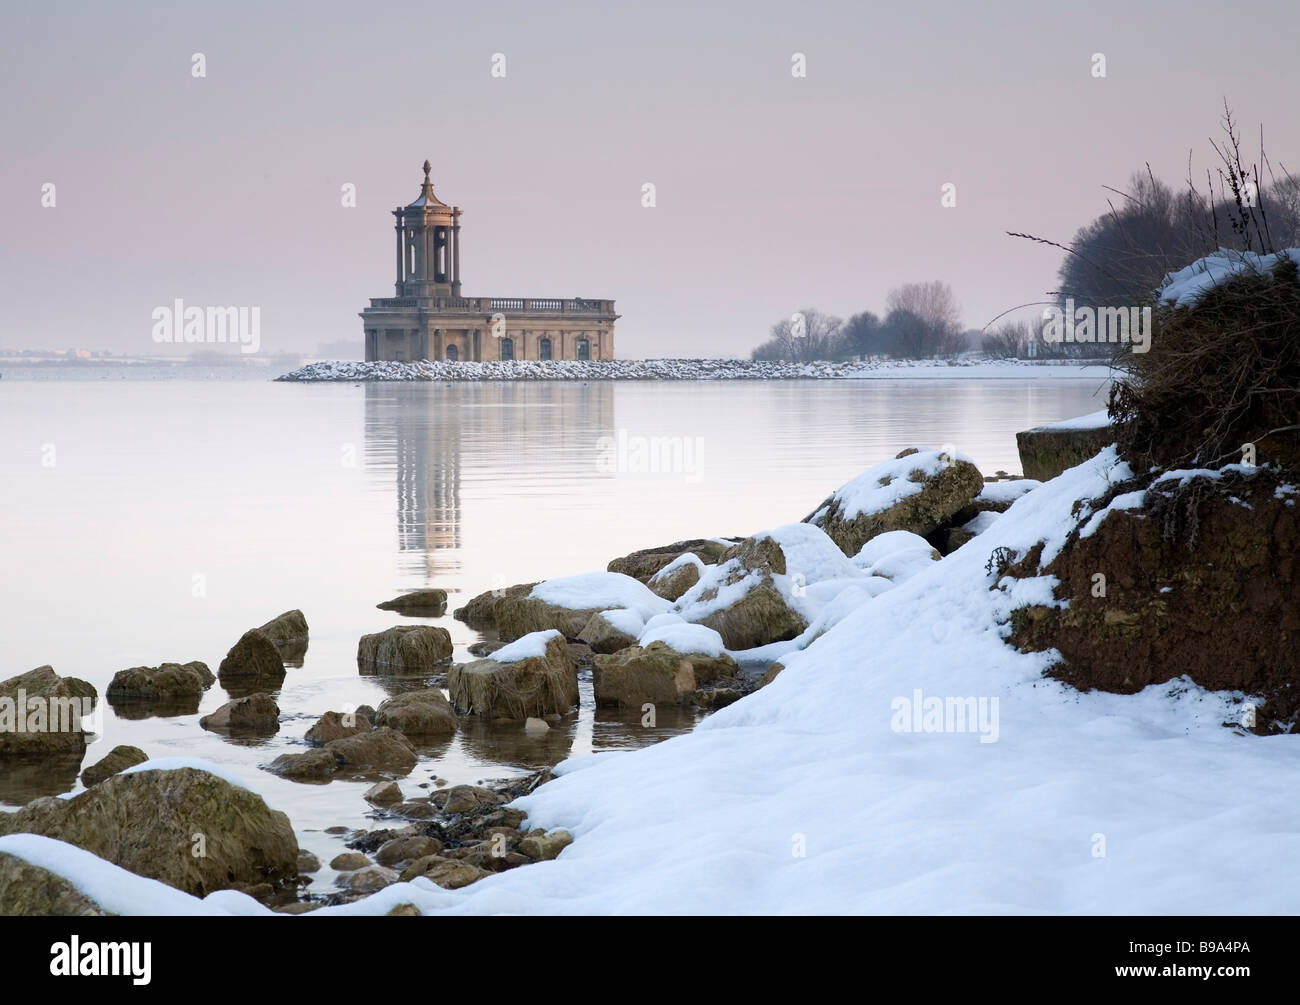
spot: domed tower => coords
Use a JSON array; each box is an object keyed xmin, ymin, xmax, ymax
[{"xmin": 394, "ymin": 160, "xmax": 462, "ymax": 298}]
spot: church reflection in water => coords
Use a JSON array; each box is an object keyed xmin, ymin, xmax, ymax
[{"xmin": 362, "ymin": 381, "xmax": 616, "ymax": 578}]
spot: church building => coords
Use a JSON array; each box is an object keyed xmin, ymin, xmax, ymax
[{"xmin": 361, "ymin": 162, "xmax": 618, "ymax": 362}]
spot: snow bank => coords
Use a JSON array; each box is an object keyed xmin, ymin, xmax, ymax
[
  {"xmin": 529, "ymin": 572, "xmax": 670, "ymax": 621},
  {"xmin": 1159, "ymin": 247, "xmax": 1299, "ymax": 309},
  {"xmin": 389, "ymin": 444, "xmax": 1300, "ymax": 914},
  {"xmin": 1038, "ymin": 410, "xmax": 1110, "ymax": 431},
  {"xmin": 117, "ymin": 757, "xmax": 254, "ymax": 791}
]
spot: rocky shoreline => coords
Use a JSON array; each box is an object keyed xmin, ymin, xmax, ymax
[{"xmin": 274, "ymin": 357, "xmax": 1098, "ymax": 383}]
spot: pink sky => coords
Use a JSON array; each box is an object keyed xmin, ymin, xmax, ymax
[{"xmin": 1, "ymin": 0, "xmax": 1296, "ymax": 357}]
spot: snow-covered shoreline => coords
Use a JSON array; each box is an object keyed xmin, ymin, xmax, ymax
[{"xmin": 275, "ymin": 357, "xmax": 1111, "ymax": 383}]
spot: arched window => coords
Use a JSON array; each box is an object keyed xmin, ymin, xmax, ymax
[
  {"xmin": 576, "ymin": 338, "xmax": 591, "ymax": 361},
  {"xmin": 539, "ymin": 337, "xmax": 552, "ymax": 361},
  {"xmin": 500, "ymin": 337, "xmax": 515, "ymax": 361},
  {"xmin": 446, "ymin": 344, "xmax": 459, "ymax": 362}
]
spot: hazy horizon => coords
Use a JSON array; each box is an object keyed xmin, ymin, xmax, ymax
[{"xmin": 2, "ymin": 0, "xmax": 1296, "ymax": 358}]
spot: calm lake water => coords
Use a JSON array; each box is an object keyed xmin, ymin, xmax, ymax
[{"xmin": 0, "ymin": 374, "xmax": 1109, "ymax": 891}]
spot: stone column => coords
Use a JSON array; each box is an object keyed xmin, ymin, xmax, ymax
[
  {"xmin": 452, "ymin": 210, "xmax": 461, "ymax": 294},
  {"xmin": 395, "ymin": 214, "xmax": 404, "ymax": 292}
]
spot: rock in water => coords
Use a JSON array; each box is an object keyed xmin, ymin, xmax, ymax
[
  {"xmin": 447, "ymin": 630, "xmax": 579, "ymax": 719},
  {"xmin": 373, "ymin": 689, "xmax": 458, "ymax": 738},
  {"xmin": 105, "ymin": 661, "xmax": 214, "ymax": 717},
  {"xmin": 267, "ymin": 748, "xmax": 339, "ymax": 781},
  {"xmin": 325, "ymin": 727, "xmax": 418, "ymax": 775},
  {"xmin": 199, "ymin": 693, "xmax": 280, "ymax": 736},
  {"xmin": 256, "ymin": 609, "xmax": 309, "ymax": 666},
  {"xmin": 364, "ymin": 780, "xmax": 403, "ymax": 806},
  {"xmin": 0, "ymin": 852, "xmax": 108, "ymax": 916},
  {"xmin": 0, "ymin": 767, "xmax": 298, "ymax": 897},
  {"xmin": 376, "ymin": 589, "xmax": 449, "ymax": 616},
  {"xmin": 453, "ymin": 582, "xmax": 536, "ymax": 629},
  {"xmin": 304, "ymin": 710, "xmax": 372, "ymax": 746},
  {"xmin": 593, "ymin": 641, "xmax": 737, "ymax": 707},
  {"xmin": 804, "ymin": 446, "xmax": 984, "ymax": 558},
  {"xmin": 0, "ymin": 666, "xmax": 98, "ymax": 758},
  {"xmin": 80, "ymin": 745, "xmax": 149, "ymax": 787},
  {"xmin": 217, "ymin": 629, "xmax": 286, "ymax": 694},
  {"xmin": 356, "ymin": 626, "xmax": 453, "ymax": 672}
]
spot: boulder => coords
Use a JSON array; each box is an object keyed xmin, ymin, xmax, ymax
[
  {"xmin": 297, "ymin": 850, "xmax": 321, "ymax": 873},
  {"xmin": 387, "ymin": 903, "xmax": 421, "ymax": 916},
  {"xmin": 217, "ymin": 629, "xmax": 286, "ymax": 693},
  {"xmin": 1016, "ymin": 424, "xmax": 1116, "ymax": 482},
  {"xmin": 105, "ymin": 661, "xmax": 213, "ymax": 716},
  {"xmin": 577, "ymin": 610, "xmax": 641, "ymax": 654},
  {"xmin": 593, "ymin": 641, "xmax": 737, "ymax": 708},
  {"xmin": 357, "ymin": 626, "xmax": 453, "ymax": 672},
  {"xmin": 80, "ymin": 745, "xmax": 148, "ymax": 788},
  {"xmin": 0, "ymin": 666, "xmax": 98, "ymax": 758},
  {"xmin": 671, "ymin": 536, "xmax": 811, "ymax": 650},
  {"xmin": 493, "ymin": 573, "xmax": 668, "ymax": 642},
  {"xmin": 256, "ymin": 609, "xmax": 309, "ymax": 666},
  {"xmin": 199, "ymin": 693, "xmax": 280, "ymax": 735},
  {"xmin": 267, "ymin": 748, "xmax": 338, "ymax": 781},
  {"xmin": 373, "ymin": 689, "xmax": 457, "ymax": 738},
  {"xmin": 453, "ymin": 582, "xmax": 536, "ymax": 629},
  {"xmin": 606, "ymin": 539, "xmax": 732, "ymax": 581},
  {"xmin": 345, "ymin": 865, "xmax": 399, "ymax": 893},
  {"xmin": 517, "ymin": 829, "xmax": 573, "ymax": 862},
  {"xmin": 0, "ymin": 767, "xmax": 297, "ymax": 897},
  {"xmin": 447, "ymin": 631, "xmax": 579, "ymax": 719},
  {"xmin": 304, "ymin": 710, "xmax": 372, "ymax": 746},
  {"xmin": 376, "ymin": 835, "xmax": 443, "ymax": 867},
  {"xmin": 437, "ymin": 784, "xmax": 505, "ymax": 815},
  {"xmin": 325, "ymin": 727, "xmax": 418, "ymax": 776},
  {"xmin": 329, "ymin": 852, "xmax": 370, "ymax": 871},
  {"xmin": 805, "ymin": 447, "xmax": 984, "ymax": 557},
  {"xmin": 398, "ymin": 855, "xmax": 491, "ymax": 888},
  {"xmin": 376, "ymin": 589, "xmax": 448, "ymax": 616},
  {"xmin": 647, "ymin": 554, "xmax": 705, "ymax": 600},
  {"xmin": 492, "ymin": 595, "xmax": 600, "ymax": 642},
  {"xmin": 0, "ymin": 851, "xmax": 108, "ymax": 916},
  {"xmin": 364, "ymin": 780, "xmax": 403, "ymax": 806}
]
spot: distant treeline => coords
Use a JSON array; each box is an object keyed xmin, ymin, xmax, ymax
[{"xmin": 751, "ymin": 281, "xmax": 966, "ymax": 362}]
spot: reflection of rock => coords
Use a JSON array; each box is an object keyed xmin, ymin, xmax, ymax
[
  {"xmin": 256, "ymin": 610, "xmax": 310, "ymax": 667},
  {"xmin": 106, "ymin": 661, "xmax": 214, "ymax": 718},
  {"xmin": 217, "ymin": 629, "xmax": 285, "ymax": 696},
  {"xmin": 374, "ymin": 689, "xmax": 457, "ymax": 738},
  {"xmin": 0, "ymin": 851, "xmax": 109, "ymax": 916},
  {"xmin": 200, "ymin": 693, "xmax": 280, "ymax": 737},
  {"xmin": 357, "ymin": 626, "xmax": 453, "ymax": 672},
  {"xmin": 80, "ymin": 745, "xmax": 149, "ymax": 787},
  {"xmin": 0, "ymin": 755, "xmax": 84, "ymax": 807},
  {"xmin": 454, "ymin": 712, "xmax": 577, "ymax": 768},
  {"xmin": 0, "ymin": 767, "xmax": 297, "ymax": 897},
  {"xmin": 448, "ymin": 631, "xmax": 579, "ymax": 719},
  {"xmin": 377, "ymin": 589, "xmax": 448, "ymax": 616}
]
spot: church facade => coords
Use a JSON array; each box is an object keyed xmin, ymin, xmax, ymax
[{"xmin": 361, "ymin": 162, "xmax": 617, "ymax": 363}]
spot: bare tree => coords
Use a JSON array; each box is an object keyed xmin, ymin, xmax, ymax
[
  {"xmin": 751, "ymin": 308, "xmax": 845, "ymax": 361},
  {"xmin": 884, "ymin": 282, "xmax": 964, "ymax": 358}
]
